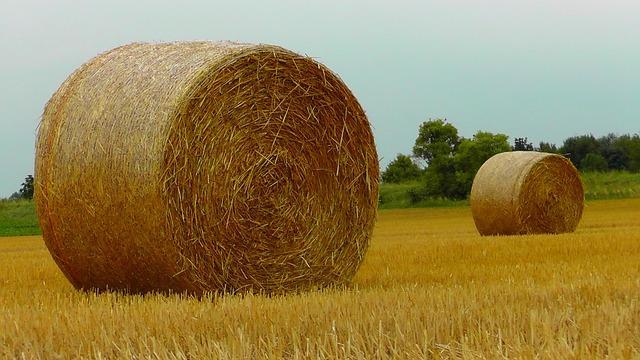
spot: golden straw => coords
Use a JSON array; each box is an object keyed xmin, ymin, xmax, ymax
[
  {"xmin": 35, "ymin": 41, "xmax": 379, "ymax": 295},
  {"xmin": 470, "ymin": 151, "xmax": 583, "ymax": 236}
]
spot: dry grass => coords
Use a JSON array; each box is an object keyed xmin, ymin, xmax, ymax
[
  {"xmin": 471, "ymin": 151, "xmax": 584, "ymax": 236},
  {"xmin": 2, "ymin": 198, "xmax": 640, "ymax": 359},
  {"xmin": 35, "ymin": 41, "xmax": 378, "ymax": 294}
]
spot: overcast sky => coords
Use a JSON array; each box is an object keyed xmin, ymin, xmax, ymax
[{"xmin": 1, "ymin": 0, "xmax": 638, "ymax": 197}]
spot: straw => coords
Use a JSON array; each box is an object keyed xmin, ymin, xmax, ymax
[
  {"xmin": 35, "ymin": 41, "xmax": 379, "ymax": 294},
  {"xmin": 470, "ymin": 151, "xmax": 583, "ymax": 236}
]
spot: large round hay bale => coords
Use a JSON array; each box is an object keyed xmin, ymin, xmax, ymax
[
  {"xmin": 470, "ymin": 151, "xmax": 583, "ymax": 236},
  {"xmin": 35, "ymin": 41, "xmax": 379, "ymax": 294}
]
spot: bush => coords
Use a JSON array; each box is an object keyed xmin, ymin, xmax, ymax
[
  {"xmin": 407, "ymin": 186, "xmax": 430, "ymax": 204},
  {"xmin": 381, "ymin": 154, "xmax": 422, "ymax": 183},
  {"xmin": 581, "ymin": 153, "xmax": 608, "ymax": 172}
]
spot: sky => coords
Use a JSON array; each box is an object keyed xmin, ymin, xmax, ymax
[{"xmin": 0, "ymin": 0, "xmax": 638, "ymax": 197}]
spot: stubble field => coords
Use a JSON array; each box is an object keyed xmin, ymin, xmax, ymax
[{"xmin": 1, "ymin": 199, "xmax": 639, "ymax": 358}]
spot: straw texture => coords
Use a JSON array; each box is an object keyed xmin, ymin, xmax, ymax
[
  {"xmin": 35, "ymin": 41, "xmax": 379, "ymax": 294},
  {"xmin": 470, "ymin": 151, "xmax": 583, "ymax": 236}
]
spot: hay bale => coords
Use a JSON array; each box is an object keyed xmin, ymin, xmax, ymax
[
  {"xmin": 35, "ymin": 41, "xmax": 379, "ymax": 294},
  {"xmin": 470, "ymin": 151, "xmax": 583, "ymax": 236}
]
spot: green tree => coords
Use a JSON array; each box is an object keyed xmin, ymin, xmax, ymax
[
  {"xmin": 598, "ymin": 133, "xmax": 626, "ymax": 170},
  {"xmin": 19, "ymin": 175, "xmax": 34, "ymax": 200},
  {"xmin": 417, "ymin": 129, "xmax": 510, "ymax": 200},
  {"xmin": 421, "ymin": 156, "xmax": 465, "ymax": 199},
  {"xmin": 560, "ymin": 135, "xmax": 600, "ymax": 169},
  {"xmin": 412, "ymin": 119, "xmax": 460, "ymax": 164},
  {"xmin": 538, "ymin": 142, "xmax": 559, "ymax": 153},
  {"xmin": 580, "ymin": 153, "xmax": 608, "ymax": 172},
  {"xmin": 513, "ymin": 137, "xmax": 534, "ymax": 151},
  {"xmin": 614, "ymin": 134, "xmax": 640, "ymax": 171},
  {"xmin": 381, "ymin": 154, "xmax": 422, "ymax": 183}
]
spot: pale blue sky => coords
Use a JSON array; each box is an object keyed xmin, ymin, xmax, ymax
[{"xmin": 1, "ymin": 0, "xmax": 638, "ymax": 197}]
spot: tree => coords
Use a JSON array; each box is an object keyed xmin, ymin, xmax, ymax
[
  {"xmin": 412, "ymin": 119, "xmax": 460, "ymax": 164},
  {"xmin": 381, "ymin": 154, "xmax": 422, "ymax": 183},
  {"xmin": 19, "ymin": 175, "xmax": 34, "ymax": 200},
  {"xmin": 9, "ymin": 192, "xmax": 21, "ymax": 200},
  {"xmin": 421, "ymin": 156, "xmax": 465, "ymax": 199},
  {"xmin": 560, "ymin": 135, "xmax": 600, "ymax": 169},
  {"xmin": 614, "ymin": 134, "xmax": 640, "ymax": 172},
  {"xmin": 538, "ymin": 142, "xmax": 559, "ymax": 153},
  {"xmin": 417, "ymin": 129, "xmax": 511, "ymax": 200},
  {"xmin": 513, "ymin": 137, "xmax": 534, "ymax": 151},
  {"xmin": 597, "ymin": 133, "xmax": 626, "ymax": 170},
  {"xmin": 580, "ymin": 153, "xmax": 608, "ymax": 172}
]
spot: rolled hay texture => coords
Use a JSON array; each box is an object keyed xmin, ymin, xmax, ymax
[
  {"xmin": 35, "ymin": 41, "xmax": 379, "ymax": 294},
  {"xmin": 470, "ymin": 151, "xmax": 583, "ymax": 236}
]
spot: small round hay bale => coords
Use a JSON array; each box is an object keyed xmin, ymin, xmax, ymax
[
  {"xmin": 35, "ymin": 41, "xmax": 379, "ymax": 294},
  {"xmin": 470, "ymin": 151, "xmax": 583, "ymax": 236}
]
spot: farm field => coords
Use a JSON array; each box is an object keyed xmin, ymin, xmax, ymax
[
  {"xmin": 1, "ymin": 198, "xmax": 640, "ymax": 358},
  {"xmin": 379, "ymin": 171, "xmax": 640, "ymax": 209},
  {"xmin": 2, "ymin": 170, "xmax": 640, "ymax": 237}
]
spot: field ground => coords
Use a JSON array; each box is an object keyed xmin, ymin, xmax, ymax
[
  {"xmin": 581, "ymin": 171, "xmax": 640, "ymax": 200},
  {"xmin": 1, "ymin": 199, "xmax": 640, "ymax": 358},
  {"xmin": 0, "ymin": 199, "xmax": 40, "ymax": 236},
  {"xmin": 2, "ymin": 171, "xmax": 639, "ymax": 237},
  {"xmin": 379, "ymin": 170, "xmax": 640, "ymax": 209}
]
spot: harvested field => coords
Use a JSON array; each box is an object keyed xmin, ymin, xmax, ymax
[{"xmin": 2, "ymin": 198, "xmax": 640, "ymax": 358}]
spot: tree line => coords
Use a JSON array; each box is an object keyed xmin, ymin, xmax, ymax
[
  {"xmin": 7, "ymin": 123, "xmax": 640, "ymax": 202},
  {"xmin": 382, "ymin": 119, "xmax": 640, "ymax": 201}
]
